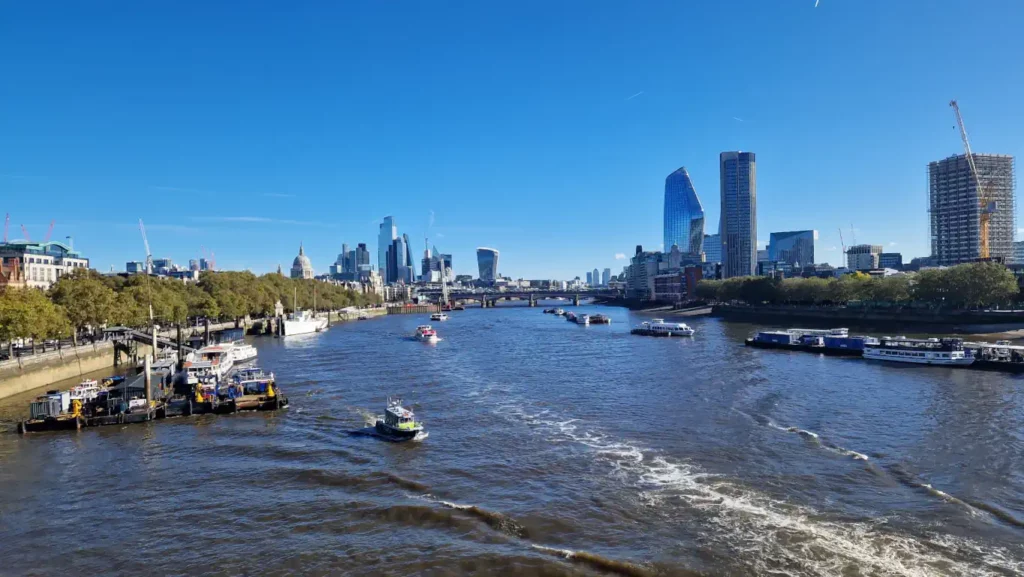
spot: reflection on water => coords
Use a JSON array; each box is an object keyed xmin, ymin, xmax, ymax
[{"xmin": 0, "ymin": 305, "xmax": 1022, "ymax": 576}]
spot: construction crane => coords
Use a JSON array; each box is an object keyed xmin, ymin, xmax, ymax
[
  {"xmin": 138, "ymin": 219, "xmax": 154, "ymax": 274},
  {"xmin": 21, "ymin": 224, "xmax": 30, "ymax": 243},
  {"xmin": 838, "ymin": 227, "xmax": 847, "ymax": 266},
  {"xmin": 950, "ymin": 99, "xmax": 996, "ymax": 260},
  {"xmin": 42, "ymin": 220, "xmax": 55, "ymax": 243},
  {"xmin": 3, "ymin": 213, "xmax": 8, "ymax": 243}
]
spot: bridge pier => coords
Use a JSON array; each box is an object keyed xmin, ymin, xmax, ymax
[
  {"xmin": 573, "ymin": 294, "xmax": 580, "ymax": 306},
  {"xmin": 529, "ymin": 294, "xmax": 536, "ymax": 307}
]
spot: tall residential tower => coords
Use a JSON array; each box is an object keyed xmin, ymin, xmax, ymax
[
  {"xmin": 719, "ymin": 152, "xmax": 757, "ymax": 278},
  {"xmin": 929, "ymin": 154, "xmax": 1015, "ymax": 265}
]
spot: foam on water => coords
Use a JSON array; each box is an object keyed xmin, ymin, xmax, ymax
[{"xmin": 497, "ymin": 401, "xmax": 1024, "ymax": 576}]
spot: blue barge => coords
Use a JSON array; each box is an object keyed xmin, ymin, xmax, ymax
[{"xmin": 745, "ymin": 328, "xmax": 877, "ymax": 357}]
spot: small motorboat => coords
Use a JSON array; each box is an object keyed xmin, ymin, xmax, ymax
[
  {"xmin": 554, "ymin": 308, "xmax": 566, "ymax": 316},
  {"xmin": 452, "ymin": 304, "xmax": 466, "ymax": 311},
  {"xmin": 543, "ymin": 308, "xmax": 557, "ymax": 314},
  {"xmin": 69, "ymin": 379, "xmax": 102, "ymax": 402},
  {"xmin": 375, "ymin": 397, "xmax": 426, "ymax": 441},
  {"xmin": 415, "ymin": 325, "xmax": 439, "ymax": 342},
  {"xmin": 574, "ymin": 314, "xmax": 591, "ymax": 326},
  {"xmin": 430, "ymin": 312, "xmax": 449, "ymax": 322},
  {"xmin": 590, "ymin": 314, "xmax": 611, "ymax": 325}
]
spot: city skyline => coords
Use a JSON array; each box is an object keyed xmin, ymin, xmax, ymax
[{"xmin": 3, "ymin": 2, "xmax": 1024, "ymax": 278}]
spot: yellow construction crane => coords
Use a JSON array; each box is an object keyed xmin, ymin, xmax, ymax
[{"xmin": 950, "ymin": 99, "xmax": 997, "ymax": 260}]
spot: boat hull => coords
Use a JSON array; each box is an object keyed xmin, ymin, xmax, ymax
[
  {"xmin": 745, "ymin": 338, "xmax": 865, "ymax": 356},
  {"xmin": 863, "ymin": 350, "xmax": 973, "ymax": 366},
  {"xmin": 634, "ymin": 329, "xmax": 694, "ymax": 337},
  {"xmin": 282, "ymin": 318, "xmax": 328, "ymax": 336},
  {"xmin": 375, "ymin": 421, "xmax": 421, "ymax": 441},
  {"xmin": 971, "ymin": 359, "xmax": 1024, "ymax": 373}
]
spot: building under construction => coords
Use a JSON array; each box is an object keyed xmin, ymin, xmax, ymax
[{"xmin": 929, "ymin": 153, "xmax": 1015, "ymax": 266}]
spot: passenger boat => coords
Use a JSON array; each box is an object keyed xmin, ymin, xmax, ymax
[
  {"xmin": 282, "ymin": 309, "xmax": 329, "ymax": 336},
  {"xmin": 415, "ymin": 325, "xmax": 439, "ymax": 342},
  {"xmin": 430, "ymin": 312, "xmax": 449, "ymax": 322},
  {"xmin": 374, "ymin": 397, "xmax": 426, "ymax": 441},
  {"xmin": 631, "ymin": 319, "xmax": 694, "ymax": 337},
  {"xmin": 185, "ymin": 344, "xmax": 235, "ymax": 381},
  {"xmin": 226, "ymin": 341, "xmax": 258, "ymax": 364},
  {"xmin": 589, "ymin": 314, "xmax": 611, "ymax": 325},
  {"xmin": 863, "ymin": 337, "xmax": 974, "ymax": 366}
]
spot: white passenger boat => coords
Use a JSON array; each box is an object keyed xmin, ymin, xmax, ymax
[
  {"xmin": 430, "ymin": 312, "xmax": 449, "ymax": 322},
  {"xmin": 415, "ymin": 325, "xmax": 439, "ymax": 342},
  {"xmin": 863, "ymin": 337, "xmax": 974, "ymax": 366},
  {"xmin": 183, "ymin": 344, "xmax": 236, "ymax": 382},
  {"xmin": 226, "ymin": 341, "xmax": 258, "ymax": 364},
  {"xmin": 631, "ymin": 319, "xmax": 695, "ymax": 337},
  {"xmin": 282, "ymin": 309, "xmax": 329, "ymax": 336}
]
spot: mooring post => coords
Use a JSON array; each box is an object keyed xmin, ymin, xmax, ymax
[
  {"xmin": 152, "ymin": 324, "xmax": 158, "ymax": 363},
  {"xmin": 204, "ymin": 318, "xmax": 211, "ymax": 346},
  {"xmin": 176, "ymin": 324, "xmax": 183, "ymax": 360},
  {"xmin": 144, "ymin": 356, "xmax": 152, "ymax": 408}
]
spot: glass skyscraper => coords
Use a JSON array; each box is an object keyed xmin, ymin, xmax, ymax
[
  {"xmin": 703, "ymin": 233, "xmax": 721, "ymax": 264},
  {"xmin": 768, "ymin": 230, "xmax": 815, "ymax": 267},
  {"xmin": 378, "ymin": 216, "xmax": 396, "ymax": 276},
  {"xmin": 663, "ymin": 167, "xmax": 705, "ymax": 256},
  {"xmin": 719, "ymin": 152, "xmax": 757, "ymax": 278},
  {"xmin": 477, "ymin": 247, "xmax": 499, "ymax": 282}
]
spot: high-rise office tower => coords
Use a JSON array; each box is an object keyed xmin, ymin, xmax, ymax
[
  {"xmin": 703, "ymin": 233, "xmax": 721, "ymax": 263},
  {"xmin": 586, "ymin": 271, "xmax": 593, "ymax": 286},
  {"xmin": 602, "ymin": 268, "xmax": 611, "ymax": 286},
  {"xmin": 719, "ymin": 152, "xmax": 757, "ymax": 278},
  {"xmin": 929, "ymin": 154, "xmax": 1015, "ymax": 265},
  {"xmin": 592, "ymin": 268, "xmax": 600, "ymax": 287},
  {"xmin": 663, "ymin": 167, "xmax": 705, "ymax": 256},
  {"xmin": 768, "ymin": 230, "xmax": 816, "ymax": 267},
  {"xmin": 477, "ymin": 248, "xmax": 499, "ymax": 282},
  {"xmin": 378, "ymin": 216, "xmax": 396, "ymax": 275}
]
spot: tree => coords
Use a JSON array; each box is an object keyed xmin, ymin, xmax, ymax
[
  {"xmin": 739, "ymin": 276, "xmax": 781, "ymax": 305},
  {"xmin": 871, "ymin": 275, "xmax": 911, "ymax": 304},
  {"xmin": 0, "ymin": 287, "xmax": 71, "ymax": 353},
  {"xmin": 694, "ymin": 280, "xmax": 722, "ymax": 301},
  {"xmin": 49, "ymin": 269, "xmax": 117, "ymax": 342}
]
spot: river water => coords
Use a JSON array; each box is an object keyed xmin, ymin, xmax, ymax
[{"xmin": 1, "ymin": 304, "xmax": 1023, "ymax": 576}]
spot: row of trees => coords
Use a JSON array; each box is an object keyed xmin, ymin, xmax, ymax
[
  {"xmin": 694, "ymin": 262, "xmax": 1020, "ymax": 308},
  {"xmin": 0, "ymin": 270, "xmax": 380, "ymax": 343}
]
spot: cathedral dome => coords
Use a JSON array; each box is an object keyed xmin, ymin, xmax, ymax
[{"xmin": 290, "ymin": 243, "xmax": 314, "ymax": 279}]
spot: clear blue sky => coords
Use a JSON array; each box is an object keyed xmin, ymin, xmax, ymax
[{"xmin": 2, "ymin": 1, "xmax": 1023, "ymax": 279}]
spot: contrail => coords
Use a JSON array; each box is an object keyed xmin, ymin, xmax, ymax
[
  {"xmin": 625, "ymin": 91, "xmax": 645, "ymax": 101},
  {"xmin": 733, "ymin": 117, "xmax": 745, "ymax": 122},
  {"xmin": 815, "ymin": 0, "xmax": 820, "ymax": 6}
]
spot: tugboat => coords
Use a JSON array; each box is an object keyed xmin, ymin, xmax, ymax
[
  {"xmin": 415, "ymin": 325, "xmax": 439, "ymax": 342},
  {"xmin": 375, "ymin": 397, "xmax": 426, "ymax": 441}
]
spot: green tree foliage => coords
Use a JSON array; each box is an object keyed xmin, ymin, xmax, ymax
[
  {"xmin": 1, "ymin": 270, "xmax": 380, "ymax": 340},
  {"xmin": 49, "ymin": 269, "xmax": 117, "ymax": 335},
  {"xmin": 0, "ymin": 287, "xmax": 71, "ymax": 343},
  {"xmin": 697, "ymin": 262, "xmax": 1021, "ymax": 309}
]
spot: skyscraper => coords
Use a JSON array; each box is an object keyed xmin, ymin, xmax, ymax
[
  {"xmin": 602, "ymin": 268, "xmax": 611, "ymax": 287},
  {"xmin": 378, "ymin": 216, "xmax": 396, "ymax": 275},
  {"xmin": 929, "ymin": 154, "xmax": 1015, "ymax": 265},
  {"xmin": 477, "ymin": 248, "xmax": 499, "ymax": 282},
  {"xmin": 720, "ymin": 152, "xmax": 757, "ymax": 278},
  {"xmin": 586, "ymin": 271, "xmax": 593, "ymax": 286},
  {"xmin": 703, "ymin": 233, "xmax": 721, "ymax": 264},
  {"xmin": 663, "ymin": 167, "xmax": 705, "ymax": 256},
  {"xmin": 592, "ymin": 268, "xmax": 600, "ymax": 287},
  {"xmin": 768, "ymin": 230, "xmax": 816, "ymax": 267}
]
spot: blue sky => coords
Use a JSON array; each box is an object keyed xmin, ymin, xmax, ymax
[{"xmin": 2, "ymin": 1, "xmax": 1023, "ymax": 279}]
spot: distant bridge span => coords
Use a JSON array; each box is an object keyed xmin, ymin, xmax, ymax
[{"xmin": 418, "ymin": 289, "xmax": 621, "ymax": 308}]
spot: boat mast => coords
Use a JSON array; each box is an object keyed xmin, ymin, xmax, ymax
[{"xmin": 293, "ymin": 286, "xmax": 297, "ymax": 313}]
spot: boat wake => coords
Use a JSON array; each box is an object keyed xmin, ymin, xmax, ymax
[
  {"xmin": 494, "ymin": 403, "xmax": 1024, "ymax": 576},
  {"xmin": 734, "ymin": 408, "xmax": 871, "ymax": 461},
  {"xmin": 408, "ymin": 493, "xmax": 660, "ymax": 575},
  {"xmin": 530, "ymin": 545, "xmax": 659, "ymax": 577}
]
